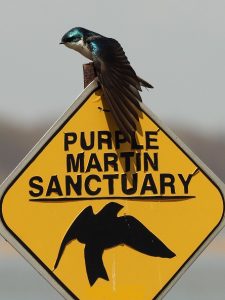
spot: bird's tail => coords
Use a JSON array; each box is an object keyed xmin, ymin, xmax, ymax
[
  {"xmin": 138, "ymin": 76, "xmax": 154, "ymax": 89},
  {"xmin": 84, "ymin": 245, "xmax": 109, "ymax": 286}
]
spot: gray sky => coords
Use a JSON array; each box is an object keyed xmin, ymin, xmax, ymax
[
  {"xmin": 1, "ymin": 0, "xmax": 225, "ymax": 132},
  {"xmin": 1, "ymin": 2, "xmax": 225, "ymax": 299}
]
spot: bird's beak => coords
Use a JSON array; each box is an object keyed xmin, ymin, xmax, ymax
[{"xmin": 59, "ymin": 42, "xmax": 64, "ymax": 45}]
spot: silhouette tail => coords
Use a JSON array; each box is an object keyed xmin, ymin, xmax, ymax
[{"xmin": 84, "ymin": 245, "xmax": 109, "ymax": 286}]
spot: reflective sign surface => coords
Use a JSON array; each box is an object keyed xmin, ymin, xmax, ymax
[{"xmin": 0, "ymin": 81, "xmax": 224, "ymax": 300}]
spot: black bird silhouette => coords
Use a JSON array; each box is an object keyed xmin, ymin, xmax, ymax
[{"xmin": 54, "ymin": 202, "xmax": 175, "ymax": 286}]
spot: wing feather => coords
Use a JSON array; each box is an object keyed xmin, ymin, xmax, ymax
[
  {"xmin": 102, "ymin": 75, "xmax": 138, "ymax": 129},
  {"xmin": 106, "ymin": 75, "xmax": 140, "ymax": 120},
  {"xmin": 89, "ymin": 37, "xmax": 152, "ymax": 141},
  {"xmin": 103, "ymin": 87, "xmax": 133, "ymax": 141},
  {"xmin": 108, "ymin": 69, "xmax": 142, "ymax": 103}
]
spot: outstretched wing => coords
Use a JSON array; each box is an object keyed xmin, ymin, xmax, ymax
[
  {"xmin": 53, "ymin": 219, "xmax": 80, "ymax": 270},
  {"xmin": 120, "ymin": 216, "xmax": 175, "ymax": 259},
  {"xmin": 89, "ymin": 37, "xmax": 152, "ymax": 141},
  {"xmin": 54, "ymin": 206, "xmax": 94, "ymax": 270}
]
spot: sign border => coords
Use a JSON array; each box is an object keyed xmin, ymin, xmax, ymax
[{"xmin": 0, "ymin": 80, "xmax": 225, "ymax": 300}]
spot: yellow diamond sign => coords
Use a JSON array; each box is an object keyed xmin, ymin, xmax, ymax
[{"xmin": 0, "ymin": 81, "xmax": 225, "ymax": 300}]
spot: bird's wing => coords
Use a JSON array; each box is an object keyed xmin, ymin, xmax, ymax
[
  {"xmin": 54, "ymin": 223, "xmax": 77, "ymax": 270},
  {"xmin": 89, "ymin": 37, "xmax": 146, "ymax": 141},
  {"xmin": 84, "ymin": 245, "xmax": 109, "ymax": 286},
  {"xmin": 120, "ymin": 216, "xmax": 175, "ymax": 258},
  {"xmin": 54, "ymin": 206, "xmax": 93, "ymax": 270}
]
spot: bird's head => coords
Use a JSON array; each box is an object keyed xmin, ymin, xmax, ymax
[
  {"xmin": 60, "ymin": 27, "xmax": 101, "ymax": 58},
  {"xmin": 60, "ymin": 27, "xmax": 84, "ymax": 49}
]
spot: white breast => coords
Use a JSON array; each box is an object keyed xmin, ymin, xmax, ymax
[{"xmin": 65, "ymin": 40, "xmax": 92, "ymax": 60}]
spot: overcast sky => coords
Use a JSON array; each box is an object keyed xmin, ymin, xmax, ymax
[
  {"xmin": 1, "ymin": 2, "xmax": 225, "ymax": 299},
  {"xmin": 1, "ymin": 0, "xmax": 225, "ymax": 132}
]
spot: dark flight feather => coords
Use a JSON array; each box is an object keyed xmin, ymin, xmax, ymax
[{"xmin": 88, "ymin": 37, "xmax": 153, "ymax": 142}]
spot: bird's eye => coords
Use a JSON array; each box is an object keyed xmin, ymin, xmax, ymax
[{"xmin": 74, "ymin": 37, "xmax": 81, "ymax": 42}]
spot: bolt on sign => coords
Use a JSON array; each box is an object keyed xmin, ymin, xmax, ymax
[{"xmin": 0, "ymin": 80, "xmax": 225, "ymax": 300}]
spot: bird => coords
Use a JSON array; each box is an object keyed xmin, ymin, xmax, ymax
[
  {"xmin": 54, "ymin": 202, "xmax": 175, "ymax": 286},
  {"xmin": 60, "ymin": 27, "xmax": 153, "ymax": 142}
]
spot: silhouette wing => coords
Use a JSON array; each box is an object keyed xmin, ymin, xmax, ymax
[
  {"xmin": 54, "ymin": 221, "xmax": 79, "ymax": 270},
  {"xmin": 84, "ymin": 244, "xmax": 109, "ymax": 286},
  {"xmin": 54, "ymin": 206, "xmax": 93, "ymax": 270},
  {"xmin": 120, "ymin": 216, "xmax": 175, "ymax": 258},
  {"xmin": 90, "ymin": 37, "xmax": 152, "ymax": 141}
]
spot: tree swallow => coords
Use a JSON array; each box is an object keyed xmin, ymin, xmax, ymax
[
  {"xmin": 54, "ymin": 202, "xmax": 175, "ymax": 286},
  {"xmin": 60, "ymin": 27, "xmax": 153, "ymax": 142}
]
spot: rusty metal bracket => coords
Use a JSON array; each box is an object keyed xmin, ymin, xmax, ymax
[{"xmin": 83, "ymin": 62, "xmax": 97, "ymax": 88}]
